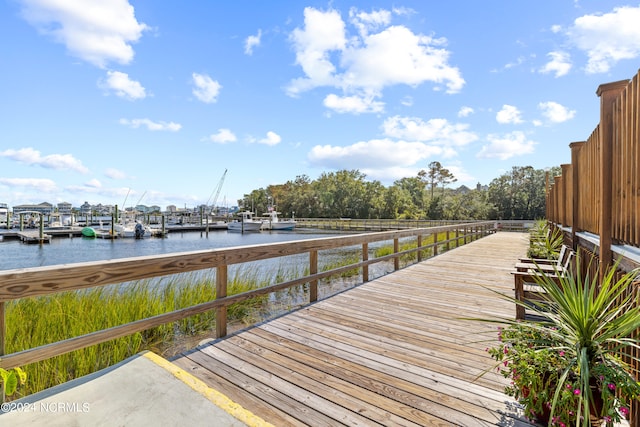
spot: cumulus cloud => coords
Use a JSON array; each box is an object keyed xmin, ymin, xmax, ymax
[
  {"xmin": 538, "ymin": 101, "xmax": 576, "ymax": 123},
  {"xmin": 540, "ymin": 51, "xmax": 572, "ymax": 77},
  {"xmin": 20, "ymin": 0, "xmax": 148, "ymax": 68},
  {"xmin": 104, "ymin": 168, "xmax": 128, "ymax": 180},
  {"xmin": 457, "ymin": 106, "xmax": 474, "ymax": 117},
  {"xmin": 308, "ymin": 139, "xmax": 445, "ymax": 171},
  {"xmin": 287, "ymin": 7, "xmax": 464, "ymax": 114},
  {"xmin": 496, "ymin": 105, "xmax": 524, "ymax": 124},
  {"xmin": 0, "ymin": 177, "xmax": 58, "ymax": 192},
  {"xmin": 100, "ymin": 71, "xmax": 146, "ymax": 100},
  {"xmin": 323, "ymin": 93, "xmax": 384, "ymax": 114},
  {"xmin": 192, "ymin": 72, "xmax": 221, "ymax": 103},
  {"xmin": 119, "ymin": 118, "xmax": 181, "ymax": 131},
  {"xmin": 85, "ymin": 178, "xmax": 102, "ymax": 188},
  {"xmin": 258, "ymin": 131, "xmax": 282, "ymax": 146},
  {"xmin": 477, "ymin": 131, "xmax": 536, "ymax": 160},
  {"xmin": 0, "ymin": 147, "xmax": 89, "ymax": 173},
  {"xmin": 205, "ymin": 129, "xmax": 237, "ymax": 144},
  {"xmin": 245, "ymin": 29, "xmax": 262, "ymax": 55},
  {"xmin": 568, "ymin": 6, "xmax": 640, "ymax": 73},
  {"xmin": 382, "ymin": 116, "xmax": 477, "ymax": 147}
]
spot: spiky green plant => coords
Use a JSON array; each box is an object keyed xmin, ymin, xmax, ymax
[{"xmin": 485, "ymin": 259, "xmax": 640, "ymax": 426}]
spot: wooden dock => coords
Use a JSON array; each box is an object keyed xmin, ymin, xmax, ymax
[{"xmin": 173, "ymin": 232, "xmax": 532, "ymax": 426}]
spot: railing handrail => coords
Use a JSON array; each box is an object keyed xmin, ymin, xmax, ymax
[{"xmin": 0, "ymin": 221, "xmax": 495, "ymax": 370}]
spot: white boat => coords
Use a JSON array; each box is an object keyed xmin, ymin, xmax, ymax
[
  {"xmin": 227, "ymin": 211, "xmax": 263, "ymax": 232},
  {"xmin": 261, "ymin": 211, "xmax": 296, "ymax": 230},
  {"xmin": 114, "ymin": 221, "xmax": 152, "ymax": 238}
]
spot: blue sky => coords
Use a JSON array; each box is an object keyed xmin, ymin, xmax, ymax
[{"xmin": 2, "ymin": 1, "xmax": 640, "ymax": 210}]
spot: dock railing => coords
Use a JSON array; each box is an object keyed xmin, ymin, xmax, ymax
[
  {"xmin": 0, "ymin": 222, "xmax": 494, "ymax": 372},
  {"xmin": 545, "ymin": 70, "xmax": 640, "ymax": 426}
]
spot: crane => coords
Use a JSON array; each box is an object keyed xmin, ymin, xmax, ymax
[{"xmin": 206, "ymin": 169, "xmax": 227, "ymax": 215}]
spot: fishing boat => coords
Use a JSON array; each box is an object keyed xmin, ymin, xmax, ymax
[
  {"xmin": 227, "ymin": 211, "xmax": 262, "ymax": 232},
  {"xmin": 261, "ymin": 211, "xmax": 296, "ymax": 230},
  {"xmin": 114, "ymin": 221, "xmax": 152, "ymax": 238}
]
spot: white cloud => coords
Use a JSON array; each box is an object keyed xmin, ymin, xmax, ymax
[
  {"xmin": 85, "ymin": 178, "xmax": 102, "ymax": 188},
  {"xmin": 382, "ymin": 116, "xmax": 477, "ymax": 147},
  {"xmin": 323, "ymin": 93, "xmax": 384, "ymax": 114},
  {"xmin": 286, "ymin": 7, "xmax": 464, "ymax": 112},
  {"xmin": 119, "ymin": 118, "xmax": 181, "ymax": 131},
  {"xmin": 550, "ymin": 24, "xmax": 562, "ymax": 33},
  {"xmin": 100, "ymin": 70, "xmax": 146, "ymax": 100},
  {"xmin": 568, "ymin": 6, "xmax": 640, "ymax": 73},
  {"xmin": 496, "ymin": 105, "xmax": 524, "ymax": 124},
  {"xmin": 538, "ymin": 101, "xmax": 576, "ymax": 123},
  {"xmin": 540, "ymin": 51, "xmax": 572, "ymax": 77},
  {"xmin": 348, "ymin": 7, "xmax": 392, "ymax": 37},
  {"xmin": 457, "ymin": 106, "xmax": 474, "ymax": 117},
  {"xmin": 192, "ymin": 72, "xmax": 221, "ymax": 103},
  {"xmin": 308, "ymin": 138, "xmax": 445, "ymax": 171},
  {"xmin": 20, "ymin": 0, "xmax": 148, "ymax": 68},
  {"xmin": 477, "ymin": 131, "xmax": 536, "ymax": 160},
  {"xmin": 0, "ymin": 177, "xmax": 58, "ymax": 192},
  {"xmin": 0, "ymin": 147, "xmax": 89, "ymax": 173},
  {"xmin": 245, "ymin": 30, "xmax": 262, "ymax": 55},
  {"xmin": 104, "ymin": 168, "xmax": 128, "ymax": 180},
  {"xmin": 258, "ymin": 131, "xmax": 282, "ymax": 146},
  {"xmin": 205, "ymin": 129, "xmax": 237, "ymax": 144}
]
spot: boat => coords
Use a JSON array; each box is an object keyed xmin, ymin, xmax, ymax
[
  {"xmin": 227, "ymin": 211, "xmax": 263, "ymax": 232},
  {"xmin": 81, "ymin": 227, "xmax": 97, "ymax": 238},
  {"xmin": 114, "ymin": 221, "xmax": 152, "ymax": 238},
  {"xmin": 261, "ymin": 211, "xmax": 296, "ymax": 230}
]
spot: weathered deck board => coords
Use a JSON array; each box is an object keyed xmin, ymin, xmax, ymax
[{"xmin": 173, "ymin": 232, "xmax": 532, "ymax": 426}]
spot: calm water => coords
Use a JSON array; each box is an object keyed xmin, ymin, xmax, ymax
[{"xmin": 0, "ymin": 229, "xmax": 349, "ymax": 271}]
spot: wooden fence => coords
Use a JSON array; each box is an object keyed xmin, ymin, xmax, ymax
[
  {"xmin": 0, "ymin": 222, "xmax": 494, "ymax": 371},
  {"xmin": 546, "ymin": 70, "xmax": 640, "ymax": 427}
]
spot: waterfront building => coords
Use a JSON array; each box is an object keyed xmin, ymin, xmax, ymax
[
  {"xmin": 57, "ymin": 202, "xmax": 72, "ymax": 214},
  {"xmin": 13, "ymin": 202, "xmax": 53, "ymax": 215}
]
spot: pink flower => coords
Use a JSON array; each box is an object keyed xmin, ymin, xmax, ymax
[
  {"xmin": 559, "ymin": 351, "xmax": 565, "ymax": 356},
  {"xmin": 607, "ymin": 383, "xmax": 616, "ymax": 391},
  {"xmin": 620, "ymin": 407, "xmax": 629, "ymax": 418},
  {"xmin": 573, "ymin": 389, "xmax": 581, "ymax": 395}
]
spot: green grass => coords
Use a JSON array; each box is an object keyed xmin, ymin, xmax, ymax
[
  {"xmin": 5, "ymin": 269, "xmax": 267, "ymax": 398},
  {"xmin": 373, "ymin": 232, "xmax": 455, "ymax": 266}
]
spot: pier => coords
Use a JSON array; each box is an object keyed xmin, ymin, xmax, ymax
[{"xmin": 1, "ymin": 231, "xmax": 531, "ymax": 426}]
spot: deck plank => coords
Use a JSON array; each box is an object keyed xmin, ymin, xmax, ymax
[{"xmin": 173, "ymin": 232, "xmax": 533, "ymax": 426}]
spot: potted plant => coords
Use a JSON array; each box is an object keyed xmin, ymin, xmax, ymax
[{"xmin": 484, "ymin": 259, "xmax": 640, "ymax": 426}]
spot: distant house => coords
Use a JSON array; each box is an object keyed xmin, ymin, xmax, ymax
[
  {"xmin": 13, "ymin": 202, "xmax": 53, "ymax": 215},
  {"xmin": 79, "ymin": 201, "xmax": 92, "ymax": 216},
  {"xmin": 57, "ymin": 202, "xmax": 72, "ymax": 214}
]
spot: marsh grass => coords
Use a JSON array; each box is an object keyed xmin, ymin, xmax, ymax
[
  {"xmin": 5, "ymin": 249, "xmax": 391, "ymax": 398},
  {"xmin": 374, "ymin": 232, "xmax": 453, "ymax": 266},
  {"xmin": 5, "ymin": 268, "xmax": 268, "ymax": 398}
]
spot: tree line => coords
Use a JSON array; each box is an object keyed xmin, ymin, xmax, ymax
[{"xmin": 238, "ymin": 162, "xmax": 560, "ymax": 221}]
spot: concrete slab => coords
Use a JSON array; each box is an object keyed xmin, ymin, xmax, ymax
[{"xmin": 0, "ymin": 351, "xmax": 273, "ymax": 427}]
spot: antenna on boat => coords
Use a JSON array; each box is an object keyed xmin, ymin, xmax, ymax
[{"xmin": 122, "ymin": 188, "xmax": 131, "ymax": 209}]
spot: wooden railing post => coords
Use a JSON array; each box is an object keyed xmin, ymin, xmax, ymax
[
  {"xmin": 216, "ymin": 265, "xmax": 227, "ymax": 338},
  {"xmin": 0, "ymin": 301, "xmax": 5, "ymax": 357},
  {"xmin": 445, "ymin": 230, "xmax": 450, "ymax": 251},
  {"xmin": 393, "ymin": 238, "xmax": 400, "ymax": 271},
  {"xmin": 417, "ymin": 234, "xmax": 423, "ymax": 262},
  {"xmin": 433, "ymin": 232, "xmax": 438, "ymax": 257},
  {"xmin": 310, "ymin": 250, "xmax": 318, "ymax": 302},
  {"xmin": 570, "ymin": 142, "xmax": 585, "ymax": 250},
  {"xmin": 362, "ymin": 243, "xmax": 369, "ymax": 282},
  {"xmin": 597, "ymin": 80, "xmax": 628, "ymax": 280}
]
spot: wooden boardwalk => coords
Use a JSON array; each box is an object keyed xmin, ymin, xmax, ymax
[{"xmin": 173, "ymin": 232, "xmax": 532, "ymax": 427}]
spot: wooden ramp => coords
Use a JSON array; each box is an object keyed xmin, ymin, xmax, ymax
[{"xmin": 173, "ymin": 232, "xmax": 532, "ymax": 427}]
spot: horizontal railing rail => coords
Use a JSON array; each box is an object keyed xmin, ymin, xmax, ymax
[{"xmin": 0, "ymin": 222, "xmax": 496, "ymax": 370}]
